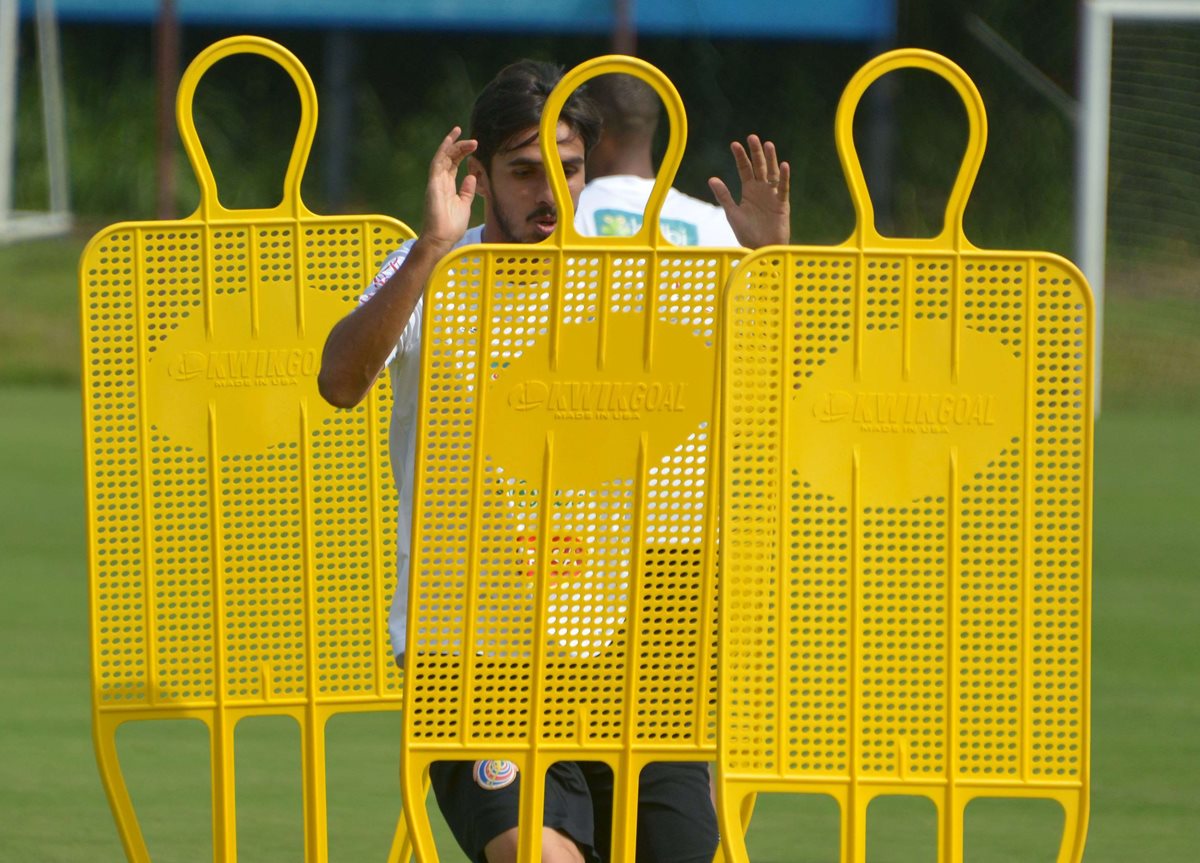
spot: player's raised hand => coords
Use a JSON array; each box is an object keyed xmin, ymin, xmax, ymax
[
  {"xmin": 422, "ymin": 126, "xmax": 479, "ymax": 251},
  {"xmin": 708, "ymin": 134, "xmax": 791, "ymax": 249}
]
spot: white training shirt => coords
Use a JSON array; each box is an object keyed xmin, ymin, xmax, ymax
[
  {"xmin": 359, "ymin": 225, "xmax": 484, "ymax": 660},
  {"xmin": 371, "ymin": 178, "xmax": 733, "ymax": 660},
  {"xmin": 574, "ymin": 174, "xmax": 739, "ymax": 247}
]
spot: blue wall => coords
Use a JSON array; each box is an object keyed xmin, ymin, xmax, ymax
[{"xmin": 23, "ymin": 0, "xmax": 895, "ymax": 40}]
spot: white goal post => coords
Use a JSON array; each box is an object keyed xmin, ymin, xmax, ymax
[
  {"xmin": 0, "ymin": 0, "xmax": 71, "ymax": 244},
  {"xmin": 1076, "ymin": 0, "xmax": 1200, "ymax": 411}
]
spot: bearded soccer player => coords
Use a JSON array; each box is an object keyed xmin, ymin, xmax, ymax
[{"xmin": 318, "ymin": 59, "xmax": 789, "ymax": 863}]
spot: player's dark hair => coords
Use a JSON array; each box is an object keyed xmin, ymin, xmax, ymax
[
  {"xmin": 588, "ymin": 73, "xmax": 660, "ymax": 142},
  {"xmin": 469, "ymin": 59, "xmax": 601, "ymax": 171}
]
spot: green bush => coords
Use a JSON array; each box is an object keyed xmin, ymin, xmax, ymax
[{"xmin": 12, "ymin": 21, "xmax": 1078, "ymax": 249}]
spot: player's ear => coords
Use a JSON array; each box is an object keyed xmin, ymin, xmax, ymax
[{"xmin": 468, "ymin": 157, "xmax": 490, "ymax": 201}]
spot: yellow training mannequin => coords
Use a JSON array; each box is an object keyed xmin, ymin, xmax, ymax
[
  {"xmin": 400, "ymin": 55, "xmax": 742, "ymax": 863},
  {"xmin": 717, "ymin": 48, "xmax": 1093, "ymax": 863},
  {"xmin": 80, "ymin": 35, "xmax": 415, "ymax": 862}
]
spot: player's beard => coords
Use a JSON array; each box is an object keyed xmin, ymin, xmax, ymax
[{"xmin": 492, "ymin": 200, "xmax": 558, "ymax": 244}]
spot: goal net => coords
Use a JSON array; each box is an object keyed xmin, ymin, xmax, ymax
[{"xmin": 1079, "ymin": 0, "xmax": 1200, "ymax": 410}]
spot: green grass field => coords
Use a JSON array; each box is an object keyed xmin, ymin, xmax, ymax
[
  {"xmin": 1, "ymin": 231, "xmax": 1198, "ymax": 861},
  {"xmin": 2, "ymin": 388, "xmax": 1197, "ymax": 861}
]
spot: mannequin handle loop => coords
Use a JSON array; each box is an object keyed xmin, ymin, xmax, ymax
[
  {"xmin": 836, "ymin": 48, "xmax": 987, "ymax": 250},
  {"xmin": 540, "ymin": 55, "xmax": 687, "ymax": 249},
  {"xmin": 176, "ymin": 36, "xmax": 317, "ymax": 220}
]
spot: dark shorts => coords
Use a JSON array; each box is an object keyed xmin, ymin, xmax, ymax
[{"xmin": 429, "ymin": 760, "xmax": 718, "ymax": 863}]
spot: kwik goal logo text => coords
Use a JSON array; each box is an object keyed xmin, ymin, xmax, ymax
[
  {"xmin": 168, "ymin": 348, "xmax": 319, "ymax": 388},
  {"xmin": 508, "ymin": 380, "xmax": 688, "ymax": 420},
  {"xmin": 815, "ymin": 390, "xmax": 997, "ymax": 433}
]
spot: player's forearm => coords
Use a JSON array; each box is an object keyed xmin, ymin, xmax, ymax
[{"xmin": 317, "ymin": 237, "xmax": 450, "ymax": 408}]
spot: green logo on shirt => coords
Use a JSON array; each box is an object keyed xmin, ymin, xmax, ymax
[{"xmin": 593, "ymin": 209, "xmax": 699, "ymax": 246}]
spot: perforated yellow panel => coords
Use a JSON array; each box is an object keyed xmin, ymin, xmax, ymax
[
  {"xmin": 717, "ymin": 50, "xmax": 1092, "ymax": 863},
  {"xmin": 401, "ymin": 57, "xmax": 739, "ymax": 863},
  {"xmin": 80, "ymin": 37, "xmax": 415, "ymax": 863}
]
